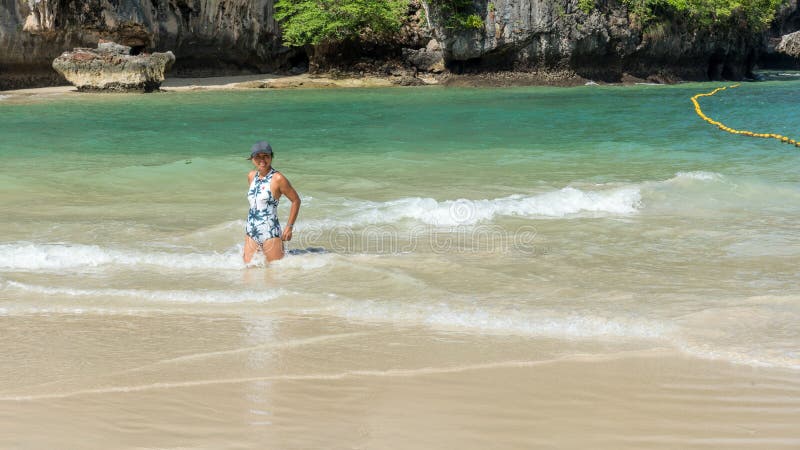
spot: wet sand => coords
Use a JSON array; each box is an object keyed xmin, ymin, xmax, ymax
[
  {"xmin": 0, "ymin": 73, "xmax": 408, "ymax": 98},
  {"xmin": 1, "ymin": 313, "xmax": 798, "ymax": 449}
]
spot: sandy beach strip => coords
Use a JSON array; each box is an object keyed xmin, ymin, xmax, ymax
[
  {"xmin": 0, "ymin": 313, "xmax": 798, "ymax": 449},
  {"xmin": 0, "ymin": 73, "xmax": 419, "ymax": 99}
]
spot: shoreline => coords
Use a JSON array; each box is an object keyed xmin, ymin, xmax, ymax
[
  {"xmin": 0, "ymin": 73, "xmax": 414, "ymax": 98},
  {"xmin": 0, "ymin": 70, "xmax": 672, "ymax": 99},
  {"xmin": 4, "ymin": 69, "xmax": 790, "ymax": 99}
]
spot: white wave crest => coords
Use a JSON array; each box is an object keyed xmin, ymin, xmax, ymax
[
  {"xmin": 341, "ymin": 300, "xmax": 671, "ymax": 340},
  {"xmin": 3, "ymin": 281, "xmax": 286, "ymax": 304},
  {"xmin": 0, "ymin": 243, "xmax": 243, "ymax": 271},
  {"xmin": 315, "ymin": 172, "xmax": 738, "ymax": 228},
  {"xmin": 677, "ymin": 342, "xmax": 800, "ymax": 370},
  {"xmin": 423, "ymin": 307, "xmax": 669, "ymax": 339},
  {"xmin": 314, "ymin": 186, "xmax": 642, "ymax": 227},
  {"xmin": 671, "ymin": 171, "xmax": 724, "ymax": 182}
]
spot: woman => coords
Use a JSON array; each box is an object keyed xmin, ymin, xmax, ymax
[{"xmin": 244, "ymin": 141, "xmax": 301, "ymax": 263}]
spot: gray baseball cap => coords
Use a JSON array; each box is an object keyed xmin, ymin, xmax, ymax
[{"xmin": 248, "ymin": 141, "xmax": 273, "ymax": 159}]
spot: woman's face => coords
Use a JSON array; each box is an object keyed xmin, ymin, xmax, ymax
[{"xmin": 251, "ymin": 153, "xmax": 272, "ymax": 170}]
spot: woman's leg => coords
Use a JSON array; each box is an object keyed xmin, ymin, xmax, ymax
[
  {"xmin": 262, "ymin": 237, "xmax": 285, "ymax": 262},
  {"xmin": 243, "ymin": 235, "xmax": 261, "ymax": 263}
]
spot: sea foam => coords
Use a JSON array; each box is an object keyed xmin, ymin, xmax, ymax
[
  {"xmin": 3, "ymin": 278, "xmax": 796, "ymax": 369},
  {"xmin": 0, "ymin": 242, "xmax": 341, "ymax": 272},
  {"xmin": 340, "ymin": 298, "xmax": 800, "ymax": 369},
  {"xmin": 304, "ymin": 172, "xmax": 734, "ymax": 229},
  {"xmin": 311, "ymin": 186, "xmax": 642, "ymax": 228},
  {"xmin": 340, "ymin": 299, "xmax": 671, "ymax": 340},
  {"xmin": 3, "ymin": 281, "xmax": 287, "ymax": 304},
  {"xmin": 0, "ymin": 243, "xmax": 243, "ymax": 271},
  {"xmin": 671, "ymin": 171, "xmax": 724, "ymax": 182}
]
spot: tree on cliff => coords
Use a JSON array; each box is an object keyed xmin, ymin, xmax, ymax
[
  {"xmin": 274, "ymin": 0, "xmax": 408, "ymax": 46},
  {"xmin": 622, "ymin": 0, "xmax": 786, "ymax": 29}
]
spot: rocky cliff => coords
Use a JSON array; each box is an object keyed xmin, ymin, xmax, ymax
[
  {"xmin": 423, "ymin": 0, "xmax": 790, "ymax": 82},
  {"xmin": 1, "ymin": 0, "xmax": 799, "ymax": 90},
  {"xmin": 762, "ymin": 0, "xmax": 800, "ymax": 67},
  {"xmin": 0, "ymin": 0, "xmax": 298, "ymax": 90}
]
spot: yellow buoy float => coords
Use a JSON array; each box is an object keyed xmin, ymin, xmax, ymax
[{"xmin": 691, "ymin": 84, "xmax": 800, "ymax": 147}]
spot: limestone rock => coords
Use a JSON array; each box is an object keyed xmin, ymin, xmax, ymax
[
  {"xmin": 402, "ymin": 39, "xmax": 445, "ymax": 73},
  {"xmin": 2, "ymin": 0, "xmax": 800, "ymax": 89},
  {"xmin": 392, "ymin": 75, "xmax": 426, "ymax": 86},
  {"xmin": 52, "ymin": 42, "xmax": 175, "ymax": 92},
  {"xmin": 776, "ymin": 30, "xmax": 800, "ymax": 58},
  {"xmin": 423, "ymin": 0, "xmax": 764, "ymax": 81},
  {"xmin": 0, "ymin": 0, "xmax": 288, "ymax": 90}
]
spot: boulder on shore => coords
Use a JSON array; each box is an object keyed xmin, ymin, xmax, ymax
[
  {"xmin": 776, "ymin": 31, "xmax": 800, "ymax": 58},
  {"xmin": 52, "ymin": 42, "xmax": 175, "ymax": 92}
]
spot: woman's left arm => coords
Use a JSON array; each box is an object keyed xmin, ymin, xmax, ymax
[{"xmin": 277, "ymin": 174, "xmax": 301, "ymax": 241}]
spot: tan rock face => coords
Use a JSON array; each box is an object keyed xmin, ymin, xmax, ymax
[
  {"xmin": 776, "ymin": 30, "xmax": 800, "ymax": 58},
  {"xmin": 2, "ymin": 0, "xmax": 799, "ymax": 90},
  {"xmin": 52, "ymin": 42, "xmax": 175, "ymax": 92},
  {"xmin": 422, "ymin": 0, "xmax": 769, "ymax": 81},
  {"xmin": 0, "ymin": 0, "xmax": 287, "ymax": 90}
]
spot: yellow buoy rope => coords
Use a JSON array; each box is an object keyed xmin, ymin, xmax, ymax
[{"xmin": 691, "ymin": 84, "xmax": 800, "ymax": 147}]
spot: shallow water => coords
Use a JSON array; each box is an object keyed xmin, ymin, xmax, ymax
[{"xmin": 1, "ymin": 81, "xmax": 799, "ymax": 371}]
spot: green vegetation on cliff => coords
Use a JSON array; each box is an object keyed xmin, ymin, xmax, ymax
[
  {"xmin": 622, "ymin": 0, "xmax": 786, "ymax": 29},
  {"xmin": 429, "ymin": 0, "xmax": 485, "ymax": 30},
  {"xmin": 274, "ymin": 0, "xmax": 786, "ymax": 48},
  {"xmin": 274, "ymin": 0, "xmax": 407, "ymax": 46},
  {"xmin": 275, "ymin": 0, "xmax": 485, "ymax": 47}
]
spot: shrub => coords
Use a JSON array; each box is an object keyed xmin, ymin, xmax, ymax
[
  {"xmin": 429, "ymin": 0, "xmax": 485, "ymax": 30},
  {"xmin": 623, "ymin": 0, "xmax": 787, "ymax": 30},
  {"xmin": 274, "ymin": 0, "xmax": 408, "ymax": 46}
]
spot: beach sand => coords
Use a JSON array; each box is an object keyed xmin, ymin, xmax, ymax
[
  {"xmin": 1, "ymin": 313, "xmax": 798, "ymax": 449},
  {"xmin": 0, "ymin": 73, "xmax": 408, "ymax": 98}
]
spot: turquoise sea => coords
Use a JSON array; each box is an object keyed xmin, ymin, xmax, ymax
[{"xmin": 1, "ymin": 79, "xmax": 799, "ymax": 374}]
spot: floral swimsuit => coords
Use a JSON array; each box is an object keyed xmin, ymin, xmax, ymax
[{"xmin": 246, "ymin": 168, "xmax": 281, "ymax": 244}]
